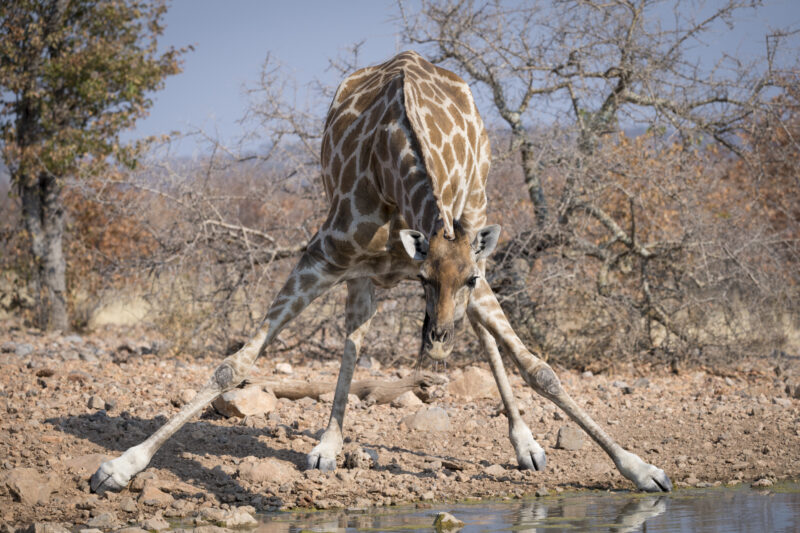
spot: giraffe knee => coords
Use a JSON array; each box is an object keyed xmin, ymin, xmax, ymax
[
  {"xmin": 531, "ymin": 365, "xmax": 562, "ymax": 398},
  {"xmin": 214, "ymin": 363, "xmax": 238, "ymax": 391}
]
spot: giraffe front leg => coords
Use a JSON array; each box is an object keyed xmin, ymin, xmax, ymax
[
  {"xmin": 92, "ymin": 247, "xmax": 341, "ymax": 492},
  {"xmin": 307, "ymin": 278, "xmax": 376, "ymax": 471},
  {"xmin": 468, "ymin": 280, "xmax": 672, "ymax": 492},
  {"xmin": 471, "ymin": 319, "xmax": 545, "ymax": 471}
]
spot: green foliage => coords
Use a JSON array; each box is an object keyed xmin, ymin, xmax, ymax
[{"xmin": 0, "ymin": 0, "xmax": 188, "ymax": 182}]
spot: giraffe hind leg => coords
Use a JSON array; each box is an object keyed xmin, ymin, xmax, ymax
[
  {"xmin": 91, "ymin": 247, "xmax": 342, "ymax": 493},
  {"xmin": 307, "ymin": 277, "xmax": 377, "ymax": 471}
]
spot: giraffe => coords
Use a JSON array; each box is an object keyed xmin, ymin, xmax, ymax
[{"xmin": 90, "ymin": 51, "xmax": 672, "ymax": 494}]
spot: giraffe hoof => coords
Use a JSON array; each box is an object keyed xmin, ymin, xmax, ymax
[
  {"xmin": 306, "ymin": 453, "xmax": 337, "ymax": 472},
  {"xmin": 640, "ymin": 468, "xmax": 673, "ymax": 493},
  {"xmin": 90, "ymin": 461, "xmax": 128, "ymax": 494},
  {"xmin": 522, "ymin": 449, "xmax": 547, "ymax": 471}
]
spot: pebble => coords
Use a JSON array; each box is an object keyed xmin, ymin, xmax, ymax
[
  {"xmin": 275, "ymin": 362, "xmax": 293, "ymax": 374},
  {"xmin": 535, "ymin": 486, "xmax": 549, "ymax": 497},
  {"xmin": 556, "ymin": 426, "xmax": 585, "ymax": 450},
  {"xmin": 140, "ymin": 515, "xmax": 170, "ymax": 531},
  {"xmin": 391, "ymin": 390, "xmax": 423, "ymax": 408},
  {"xmin": 433, "ymin": 512, "xmax": 464, "ymax": 530},
  {"xmin": 119, "ymin": 496, "xmax": 138, "ymax": 513},
  {"xmin": 402, "ymin": 407, "xmax": 451, "ymax": 432},
  {"xmin": 86, "ymin": 512, "xmax": 118, "ymax": 529},
  {"xmin": 88, "ymin": 395, "xmax": 105, "ymax": 410},
  {"xmin": 483, "ymin": 464, "xmax": 506, "ymax": 478},
  {"xmin": 752, "ymin": 478, "xmax": 773, "ymax": 488},
  {"xmin": 15, "ymin": 343, "xmax": 34, "ymax": 357}
]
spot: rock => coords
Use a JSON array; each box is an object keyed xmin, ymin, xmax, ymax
[
  {"xmin": 199, "ymin": 507, "xmax": 257, "ymax": 527},
  {"xmin": 172, "ymin": 388, "xmax": 196, "ymax": 407},
  {"xmin": 64, "ymin": 334, "xmax": 84, "ymax": 344},
  {"xmin": 343, "ymin": 445, "xmax": 378, "ymax": 469},
  {"xmin": 318, "ymin": 391, "xmax": 335, "ymax": 403},
  {"xmin": 581, "ymin": 371, "xmax": 593, "ymax": 378},
  {"xmin": 79, "ymin": 529, "xmax": 103, "ymax": 533},
  {"xmin": 15, "ymin": 343, "xmax": 34, "ymax": 357},
  {"xmin": 433, "ymin": 512, "xmax": 464, "ymax": 530},
  {"xmin": 0, "ymin": 340, "xmax": 15, "ymax": 353},
  {"xmin": 237, "ymin": 458, "xmax": 293, "ymax": 483},
  {"xmin": 402, "ymin": 407, "xmax": 451, "ymax": 432},
  {"xmin": 20, "ymin": 524, "xmax": 71, "ymax": 533},
  {"xmin": 3, "ymin": 468, "xmax": 54, "ymax": 506},
  {"xmin": 88, "ymin": 395, "xmax": 106, "ymax": 410},
  {"xmin": 86, "ymin": 512, "xmax": 118, "ymax": 529},
  {"xmin": 220, "ymin": 509, "xmax": 257, "ymax": 528},
  {"xmin": 447, "ymin": 367, "xmax": 498, "ymax": 401},
  {"xmin": 119, "ymin": 496, "xmax": 138, "ymax": 513},
  {"xmin": 556, "ymin": 426, "xmax": 585, "ymax": 450},
  {"xmin": 117, "ymin": 529, "xmax": 150, "ymax": 533},
  {"xmin": 391, "ymin": 390, "xmax": 423, "ymax": 408},
  {"xmin": 138, "ymin": 481, "xmax": 174, "ymax": 507},
  {"xmin": 752, "ymin": 478, "xmax": 773, "ymax": 488},
  {"xmin": 483, "ymin": 464, "xmax": 506, "ymax": 478},
  {"xmin": 275, "ymin": 362, "xmax": 293, "ymax": 374},
  {"xmin": 213, "ymin": 386, "xmax": 277, "ymax": 418},
  {"xmin": 140, "ymin": 515, "xmax": 170, "ymax": 531},
  {"xmin": 421, "ymin": 491, "xmax": 435, "ymax": 501},
  {"xmin": 64, "ymin": 454, "xmax": 110, "ymax": 475},
  {"xmin": 773, "ymin": 397, "xmax": 792, "ymax": 408},
  {"xmin": 535, "ymin": 486, "xmax": 549, "ymax": 497}
]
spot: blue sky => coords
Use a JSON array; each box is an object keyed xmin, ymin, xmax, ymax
[{"xmin": 127, "ymin": 0, "xmax": 800, "ymax": 157}]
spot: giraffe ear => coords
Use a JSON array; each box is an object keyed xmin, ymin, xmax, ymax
[
  {"xmin": 399, "ymin": 229, "xmax": 429, "ymax": 261},
  {"xmin": 472, "ymin": 225, "xmax": 501, "ymax": 260}
]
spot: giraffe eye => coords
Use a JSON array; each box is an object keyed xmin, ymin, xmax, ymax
[{"xmin": 466, "ymin": 276, "xmax": 479, "ymax": 288}]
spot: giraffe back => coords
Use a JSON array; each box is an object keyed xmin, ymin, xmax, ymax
[{"xmin": 318, "ymin": 51, "xmax": 491, "ymax": 270}]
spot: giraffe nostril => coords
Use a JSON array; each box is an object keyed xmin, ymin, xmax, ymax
[{"xmin": 440, "ymin": 329, "xmax": 450, "ymax": 343}]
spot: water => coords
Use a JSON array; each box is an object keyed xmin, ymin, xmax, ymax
[{"xmin": 251, "ymin": 484, "xmax": 800, "ymax": 532}]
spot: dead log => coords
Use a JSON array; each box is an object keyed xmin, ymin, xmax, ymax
[{"xmin": 243, "ymin": 371, "xmax": 446, "ymax": 404}]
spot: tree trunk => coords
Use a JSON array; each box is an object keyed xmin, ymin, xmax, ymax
[
  {"xmin": 20, "ymin": 174, "xmax": 68, "ymax": 331},
  {"xmin": 516, "ymin": 130, "xmax": 548, "ymax": 229}
]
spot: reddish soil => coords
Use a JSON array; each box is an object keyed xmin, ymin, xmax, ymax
[{"xmin": 1, "ymin": 319, "xmax": 799, "ymax": 531}]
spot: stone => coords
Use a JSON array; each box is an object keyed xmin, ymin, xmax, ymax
[
  {"xmin": 447, "ymin": 367, "xmax": 498, "ymax": 401},
  {"xmin": 15, "ymin": 343, "xmax": 34, "ymax": 357},
  {"xmin": 3, "ymin": 468, "xmax": 53, "ymax": 506},
  {"xmin": 220, "ymin": 509, "xmax": 257, "ymax": 528},
  {"xmin": 117, "ymin": 529, "xmax": 150, "ymax": 533},
  {"xmin": 402, "ymin": 407, "xmax": 451, "ymax": 432},
  {"xmin": 79, "ymin": 529, "xmax": 103, "ymax": 533},
  {"xmin": 752, "ymin": 478, "xmax": 773, "ymax": 488},
  {"xmin": 318, "ymin": 392, "xmax": 335, "ymax": 403},
  {"xmin": 20, "ymin": 524, "xmax": 71, "ymax": 533},
  {"xmin": 391, "ymin": 390, "xmax": 423, "ymax": 408},
  {"xmin": 0, "ymin": 341, "xmax": 15, "ymax": 353},
  {"xmin": 773, "ymin": 397, "xmax": 792, "ymax": 408},
  {"xmin": 433, "ymin": 511, "xmax": 464, "ymax": 530},
  {"xmin": 213, "ymin": 386, "xmax": 277, "ymax": 418},
  {"xmin": 556, "ymin": 426, "xmax": 585, "ymax": 450},
  {"xmin": 275, "ymin": 362, "xmax": 293, "ymax": 374},
  {"xmin": 86, "ymin": 512, "xmax": 118, "ymax": 529},
  {"xmin": 64, "ymin": 454, "xmax": 111, "ymax": 475},
  {"xmin": 535, "ymin": 486, "xmax": 549, "ymax": 497},
  {"xmin": 237, "ymin": 458, "xmax": 293, "ymax": 484},
  {"xmin": 343, "ymin": 445, "xmax": 378, "ymax": 469},
  {"xmin": 138, "ymin": 481, "xmax": 174, "ymax": 507},
  {"xmin": 140, "ymin": 515, "xmax": 170, "ymax": 531},
  {"xmin": 88, "ymin": 395, "xmax": 106, "ymax": 410},
  {"xmin": 119, "ymin": 496, "xmax": 138, "ymax": 513},
  {"xmin": 483, "ymin": 464, "xmax": 506, "ymax": 478}
]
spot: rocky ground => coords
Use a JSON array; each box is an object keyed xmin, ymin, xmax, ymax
[{"xmin": 1, "ymin": 318, "xmax": 799, "ymax": 532}]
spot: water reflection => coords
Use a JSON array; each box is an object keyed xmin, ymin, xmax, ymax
[{"xmin": 251, "ymin": 484, "xmax": 800, "ymax": 532}]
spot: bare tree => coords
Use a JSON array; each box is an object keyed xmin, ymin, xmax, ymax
[{"xmin": 400, "ymin": 0, "xmax": 799, "ymax": 365}]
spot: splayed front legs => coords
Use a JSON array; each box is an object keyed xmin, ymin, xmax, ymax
[
  {"xmin": 307, "ymin": 278, "xmax": 377, "ymax": 471},
  {"xmin": 91, "ymin": 248, "xmax": 341, "ymax": 493},
  {"xmin": 468, "ymin": 280, "xmax": 672, "ymax": 492}
]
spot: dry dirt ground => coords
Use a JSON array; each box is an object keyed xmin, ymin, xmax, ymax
[{"xmin": 1, "ymin": 319, "xmax": 799, "ymax": 531}]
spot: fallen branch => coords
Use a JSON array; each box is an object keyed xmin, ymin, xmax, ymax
[{"xmin": 243, "ymin": 371, "xmax": 447, "ymax": 404}]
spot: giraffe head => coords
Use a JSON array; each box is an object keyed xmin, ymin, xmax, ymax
[{"xmin": 399, "ymin": 222, "xmax": 501, "ymax": 361}]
